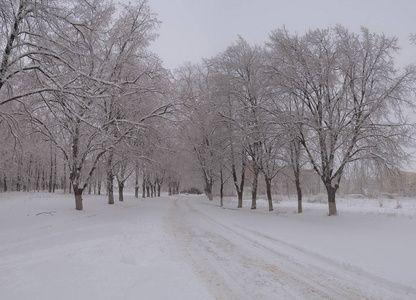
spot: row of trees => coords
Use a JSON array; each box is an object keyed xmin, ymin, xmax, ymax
[
  {"xmin": 0, "ymin": 0, "xmax": 181, "ymax": 210},
  {"xmin": 176, "ymin": 28, "xmax": 415, "ymax": 215},
  {"xmin": 1, "ymin": 1, "xmax": 414, "ymax": 216}
]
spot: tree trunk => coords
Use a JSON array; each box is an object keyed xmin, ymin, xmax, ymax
[
  {"xmin": 118, "ymin": 182, "xmax": 124, "ymax": 202},
  {"xmin": 220, "ymin": 166, "xmax": 224, "ymax": 207},
  {"xmin": 134, "ymin": 167, "xmax": 139, "ymax": 198},
  {"xmin": 36, "ymin": 168, "xmax": 40, "ymax": 192},
  {"xmin": 16, "ymin": 158, "xmax": 22, "ymax": 192},
  {"xmin": 142, "ymin": 176, "xmax": 146, "ymax": 198},
  {"xmin": 97, "ymin": 178, "xmax": 101, "ymax": 195},
  {"xmin": 157, "ymin": 183, "xmax": 161, "ymax": 197},
  {"xmin": 146, "ymin": 185, "xmax": 150, "ymax": 197},
  {"xmin": 220, "ymin": 185, "xmax": 224, "ymax": 207},
  {"xmin": 251, "ymin": 169, "xmax": 259, "ymax": 210},
  {"xmin": 233, "ymin": 159, "xmax": 246, "ymax": 208},
  {"xmin": 74, "ymin": 187, "xmax": 83, "ymax": 211},
  {"xmin": 175, "ymin": 181, "xmax": 180, "ymax": 194},
  {"xmin": 53, "ymin": 150, "xmax": 57, "ymax": 192},
  {"xmin": 237, "ymin": 190, "xmax": 243, "ymax": 208},
  {"xmin": 326, "ymin": 184, "xmax": 338, "ymax": 216},
  {"xmin": 265, "ymin": 177, "xmax": 273, "ymax": 211},
  {"xmin": 63, "ymin": 162, "xmax": 67, "ymax": 193},
  {"xmin": 291, "ymin": 137, "xmax": 303, "ymax": 213},
  {"xmin": 49, "ymin": 143, "xmax": 53, "ymax": 193},
  {"xmin": 3, "ymin": 173, "xmax": 7, "ymax": 192},
  {"xmin": 206, "ymin": 188, "xmax": 213, "ymax": 201},
  {"xmin": 107, "ymin": 152, "xmax": 114, "ymax": 205},
  {"xmin": 205, "ymin": 180, "xmax": 213, "ymax": 201},
  {"xmin": 295, "ymin": 176, "xmax": 302, "ymax": 213},
  {"xmin": 107, "ymin": 174, "xmax": 114, "ymax": 204},
  {"xmin": 27, "ymin": 156, "xmax": 32, "ymax": 192},
  {"xmin": 42, "ymin": 169, "xmax": 45, "ymax": 191}
]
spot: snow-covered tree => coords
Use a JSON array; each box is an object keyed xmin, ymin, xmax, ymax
[
  {"xmin": 28, "ymin": 1, "xmax": 169, "ymax": 210},
  {"xmin": 267, "ymin": 26, "xmax": 415, "ymax": 215},
  {"xmin": 214, "ymin": 37, "xmax": 274, "ymax": 209},
  {"xmin": 175, "ymin": 62, "xmax": 223, "ymax": 200}
]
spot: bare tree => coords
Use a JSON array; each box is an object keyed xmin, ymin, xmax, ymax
[
  {"xmin": 214, "ymin": 37, "xmax": 273, "ymax": 209},
  {"xmin": 26, "ymin": 1, "xmax": 168, "ymax": 210},
  {"xmin": 175, "ymin": 62, "xmax": 222, "ymax": 201},
  {"xmin": 211, "ymin": 60, "xmax": 246, "ymax": 208},
  {"xmin": 267, "ymin": 26, "xmax": 415, "ymax": 215}
]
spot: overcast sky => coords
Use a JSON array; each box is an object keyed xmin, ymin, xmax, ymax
[{"xmin": 140, "ymin": 0, "xmax": 415, "ymax": 70}]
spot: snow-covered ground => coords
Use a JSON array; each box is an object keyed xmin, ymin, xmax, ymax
[{"xmin": 1, "ymin": 191, "xmax": 416, "ymax": 299}]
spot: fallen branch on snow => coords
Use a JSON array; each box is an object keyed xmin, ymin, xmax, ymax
[{"xmin": 36, "ymin": 211, "xmax": 56, "ymax": 216}]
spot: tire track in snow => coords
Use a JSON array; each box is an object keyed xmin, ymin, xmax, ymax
[
  {"xmin": 232, "ymin": 223, "xmax": 416, "ymax": 298},
  {"xmin": 167, "ymin": 198, "xmax": 416, "ymax": 299},
  {"xmin": 169, "ymin": 198, "xmax": 271, "ymax": 300}
]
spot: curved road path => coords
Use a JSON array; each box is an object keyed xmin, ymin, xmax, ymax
[{"xmin": 166, "ymin": 196, "xmax": 416, "ymax": 299}]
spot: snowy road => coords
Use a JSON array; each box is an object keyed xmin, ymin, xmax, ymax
[
  {"xmin": 168, "ymin": 197, "xmax": 416, "ymax": 300},
  {"xmin": 1, "ymin": 192, "xmax": 416, "ymax": 299}
]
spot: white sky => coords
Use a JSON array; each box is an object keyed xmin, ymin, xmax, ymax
[{"xmin": 137, "ymin": 0, "xmax": 416, "ymax": 71}]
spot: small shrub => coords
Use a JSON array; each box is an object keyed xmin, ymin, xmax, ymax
[
  {"xmin": 395, "ymin": 200, "xmax": 402, "ymax": 209},
  {"xmin": 180, "ymin": 187, "xmax": 202, "ymax": 195},
  {"xmin": 307, "ymin": 195, "xmax": 326, "ymax": 204},
  {"xmin": 381, "ymin": 193, "xmax": 395, "ymax": 199}
]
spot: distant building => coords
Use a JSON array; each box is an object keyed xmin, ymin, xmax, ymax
[{"xmin": 380, "ymin": 169, "xmax": 416, "ymax": 197}]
